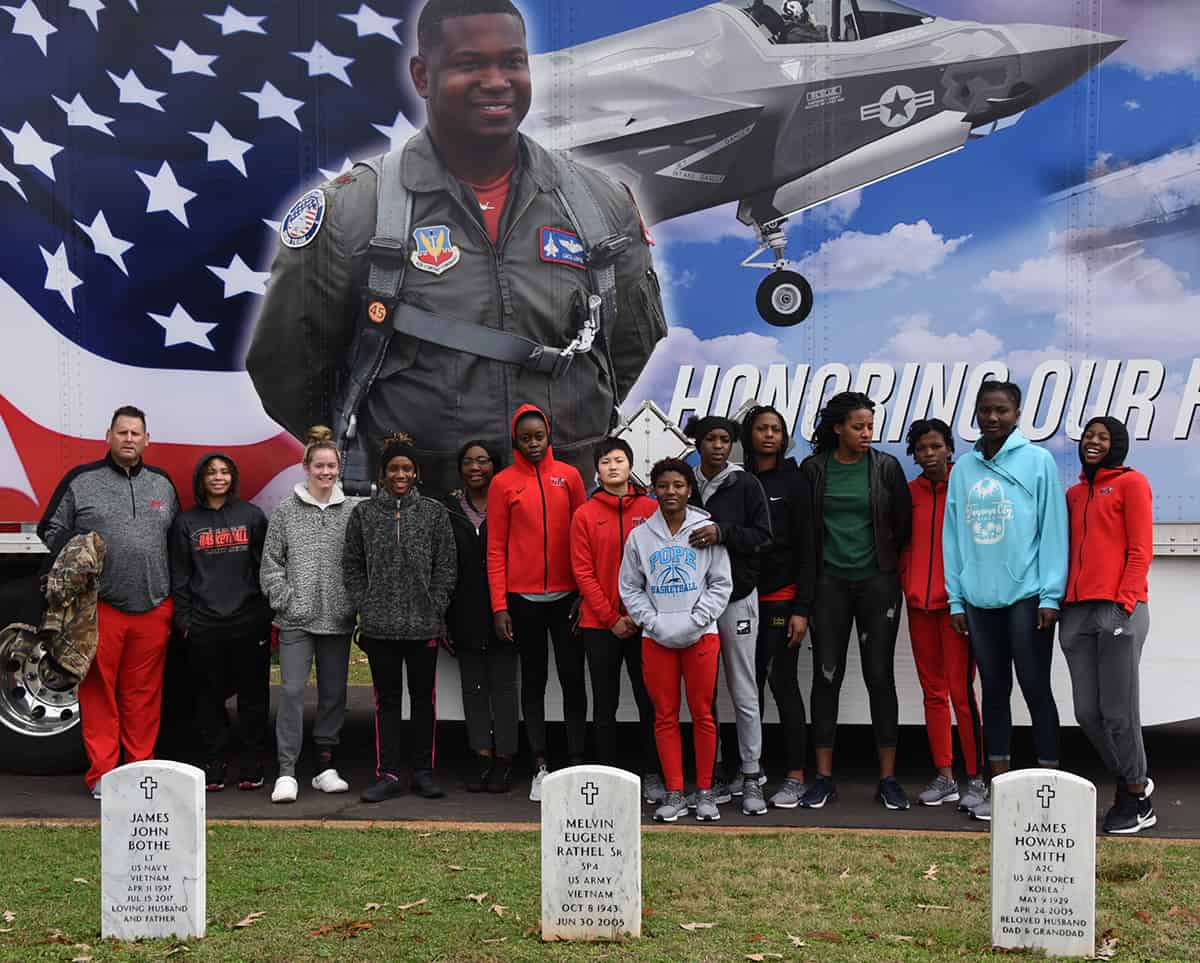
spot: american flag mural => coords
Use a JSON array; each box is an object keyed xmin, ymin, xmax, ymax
[{"xmin": 0, "ymin": 0, "xmax": 425, "ymax": 519}]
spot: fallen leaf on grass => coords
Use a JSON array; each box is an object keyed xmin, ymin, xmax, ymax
[
  {"xmin": 446, "ymin": 865, "xmax": 477, "ymax": 872},
  {"xmin": 309, "ymin": 920, "xmax": 373, "ymax": 939},
  {"xmin": 524, "ymin": 925, "xmax": 540, "ymax": 938},
  {"xmin": 490, "ymin": 904, "xmax": 508, "ymax": 917},
  {"xmin": 1134, "ymin": 910, "xmax": 1152, "ymax": 925},
  {"xmin": 922, "ymin": 863, "xmax": 939, "ymax": 882},
  {"xmin": 745, "ymin": 954, "xmax": 783, "ymax": 961},
  {"xmin": 465, "ymin": 893, "xmax": 488, "ymax": 904},
  {"xmin": 164, "ymin": 946, "xmax": 189, "ymax": 957},
  {"xmin": 1168, "ymin": 905, "xmax": 1200, "ymax": 925},
  {"xmin": 966, "ymin": 891, "xmax": 981, "ymax": 902},
  {"xmin": 679, "ymin": 922, "xmax": 716, "ymax": 931},
  {"xmin": 2, "ymin": 911, "xmax": 14, "ymax": 923},
  {"xmin": 70, "ymin": 956, "xmax": 92, "ymax": 962},
  {"xmin": 1096, "ymin": 929, "xmax": 1118, "ymax": 960},
  {"xmin": 418, "ymin": 832, "xmax": 433, "ymax": 838},
  {"xmin": 233, "ymin": 911, "xmax": 266, "ymax": 928},
  {"xmin": 72, "ymin": 878, "xmax": 90, "ymax": 885},
  {"xmin": 397, "ymin": 899, "xmax": 428, "ymax": 911},
  {"xmin": 46, "ymin": 930, "xmax": 70, "ymax": 944},
  {"xmin": 482, "ymin": 937, "xmax": 508, "ymax": 944},
  {"xmin": 884, "ymin": 853, "xmax": 897, "ymax": 864},
  {"xmin": 1139, "ymin": 868, "xmax": 1164, "ymax": 882},
  {"xmin": 838, "ymin": 867, "xmax": 851, "ymax": 879},
  {"xmin": 849, "ymin": 913, "xmax": 864, "ymax": 922},
  {"xmin": 805, "ymin": 931, "xmax": 844, "ymax": 943},
  {"xmin": 880, "ymin": 934, "xmax": 916, "ymax": 942},
  {"xmin": 748, "ymin": 934, "xmax": 765, "ymax": 942},
  {"xmin": 917, "ymin": 904, "xmax": 951, "ymax": 911},
  {"xmin": 786, "ymin": 934, "xmax": 807, "ymax": 947},
  {"xmin": 363, "ymin": 903, "xmax": 384, "ymax": 912}
]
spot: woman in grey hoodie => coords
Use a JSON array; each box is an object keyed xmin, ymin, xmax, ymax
[
  {"xmin": 619, "ymin": 458, "xmax": 733, "ymax": 823},
  {"xmin": 260, "ymin": 427, "xmax": 359, "ymax": 803}
]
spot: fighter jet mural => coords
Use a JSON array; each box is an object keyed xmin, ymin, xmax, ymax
[{"xmin": 525, "ymin": 0, "xmax": 1123, "ymax": 325}]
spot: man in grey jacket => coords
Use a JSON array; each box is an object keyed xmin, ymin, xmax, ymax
[
  {"xmin": 38, "ymin": 405, "xmax": 179, "ymax": 798},
  {"xmin": 246, "ymin": 0, "xmax": 666, "ymax": 495}
]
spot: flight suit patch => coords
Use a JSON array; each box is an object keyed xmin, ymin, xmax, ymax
[
  {"xmin": 280, "ymin": 188, "xmax": 326, "ymax": 249},
  {"xmin": 410, "ymin": 225, "xmax": 461, "ymax": 275},
  {"xmin": 539, "ymin": 226, "xmax": 586, "ymax": 269}
]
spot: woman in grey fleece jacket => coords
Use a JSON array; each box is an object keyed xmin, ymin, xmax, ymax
[
  {"xmin": 260, "ymin": 428, "xmax": 359, "ymax": 803},
  {"xmin": 343, "ymin": 434, "xmax": 457, "ymax": 803}
]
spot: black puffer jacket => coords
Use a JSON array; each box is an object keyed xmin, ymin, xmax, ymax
[
  {"xmin": 444, "ymin": 492, "xmax": 495, "ymax": 649},
  {"xmin": 746, "ymin": 456, "xmax": 814, "ymax": 617},
  {"xmin": 342, "ymin": 488, "xmax": 457, "ymax": 640},
  {"xmin": 798, "ymin": 448, "xmax": 912, "ymax": 590}
]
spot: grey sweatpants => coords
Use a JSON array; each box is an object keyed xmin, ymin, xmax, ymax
[
  {"xmin": 275, "ymin": 629, "xmax": 351, "ymax": 777},
  {"xmin": 716, "ymin": 590, "xmax": 762, "ymax": 775},
  {"xmin": 1059, "ymin": 600, "xmax": 1150, "ymax": 786}
]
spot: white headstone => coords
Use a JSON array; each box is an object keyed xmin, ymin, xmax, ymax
[
  {"xmin": 541, "ymin": 765, "xmax": 641, "ymax": 941},
  {"xmin": 991, "ymin": 769, "xmax": 1096, "ymax": 957},
  {"xmin": 101, "ymin": 760, "xmax": 206, "ymax": 941}
]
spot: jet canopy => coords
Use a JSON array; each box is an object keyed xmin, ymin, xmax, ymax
[{"xmin": 725, "ymin": 0, "xmax": 934, "ymax": 43}]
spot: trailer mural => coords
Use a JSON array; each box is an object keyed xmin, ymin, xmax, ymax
[{"xmin": 1, "ymin": 0, "xmax": 1197, "ymax": 523}]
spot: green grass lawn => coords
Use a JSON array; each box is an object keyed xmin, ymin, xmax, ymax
[
  {"xmin": 1, "ymin": 826, "xmax": 1197, "ymax": 962},
  {"xmin": 269, "ymin": 641, "xmax": 374, "ymax": 687}
]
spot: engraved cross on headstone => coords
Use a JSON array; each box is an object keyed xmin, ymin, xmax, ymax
[
  {"xmin": 1037, "ymin": 784, "xmax": 1055, "ymax": 808},
  {"xmin": 140, "ymin": 776, "xmax": 158, "ymax": 801},
  {"xmin": 581, "ymin": 781, "xmax": 599, "ymax": 805}
]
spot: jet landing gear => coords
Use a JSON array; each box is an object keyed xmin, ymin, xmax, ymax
[{"xmin": 743, "ymin": 220, "xmax": 813, "ymax": 327}]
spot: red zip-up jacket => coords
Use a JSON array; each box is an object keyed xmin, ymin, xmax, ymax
[
  {"xmin": 487, "ymin": 404, "xmax": 587, "ymax": 613},
  {"xmin": 570, "ymin": 486, "xmax": 657, "ymax": 630},
  {"xmin": 899, "ymin": 469, "xmax": 950, "ymax": 612},
  {"xmin": 1065, "ymin": 466, "xmax": 1152, "ymax": 614}
]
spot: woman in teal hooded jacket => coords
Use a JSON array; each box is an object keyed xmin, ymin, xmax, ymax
[{"xmin": 943, "ymin": 381, "xmax": 1068, "ymax": 821}]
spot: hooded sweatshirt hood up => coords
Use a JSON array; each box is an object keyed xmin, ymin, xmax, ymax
[
  {"xmin": 1079, "ymin": 416, "xmax": 1129, "ymax": 481},
  {"xmin": 192, "ymin": 451, "xmax": 240, "ymax": 506}
]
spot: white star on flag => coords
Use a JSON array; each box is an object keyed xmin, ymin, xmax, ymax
[
  {"xmin": 339, "ymin": 4, "xmax": 401, "ymax": 43},
  {"xmin": 318, "ymin": 157, "xmax": 354, "ymax": 182},
  {"xmin": 40, "ymin": 242, "xmax": 83, "ymax": 312},
  {"xmin": 0, "ymin": 159, "xmax": 25, "ymax": 200},
  {"xmin": 148, "ymin": 304, "xmax": 217, "ymax": 350},
  {"xmin": 107, "ymin": 68, "xmax": 166, "ymax": 111},
  {"xmin": 190, "ymin": 121, "xmax": 252, "ymax": 176},
  {"xmin": 53, "ymin": 93, "xmax": 116, "ymax": 136},
  {"xmin": 291, "ymin": 41, "xmax": 354, "ymax": 86},
  {"xmin": 76, "ymin": 210, "xmax": 133, "ymax": 275},
  {"xmin": 157, "ymin": 40, "xmax": 218, "ymax": 77},
  {"xmin": 3, "ymin": 0, "xmax": 56, "ymax": 56},
  {"xmin": 242, "ymin": 81, "xmax": 303, "ymax": 131},
  {"xmin": 262, "ymin": 218, "xmax": 281, "ymax": 233},
  {"xmin": 2, "ymin": 122, "xmax": 62, "ymax": 180},
  {"xmin": 208, "ymin": 254, "xmax": 269, "ymax": 297},
  {"xmin": 372, "ymin": 111, "xmax": 417, "ymax": 151},
  {"xmin": 67, "ymin": 0, "xmax": 104, "ymax": 30},
  {"xmin": 136, "ymin": 161, "xmax": 196, "ymax": 226},
  {"xmin": 205, "ymin": 5, "xmax": 266, "ymax": 36}
]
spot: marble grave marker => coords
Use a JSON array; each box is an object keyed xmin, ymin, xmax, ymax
[
  {"xmin": 991, "ymin": 769, "xmax": 1096, "ymax": 957},
  {"xmin": 101, "ymin": 760, "xmax": 206, "ymax": 940},
  {"xmin": 541, "ymin": 765, "xmax": 641, "ymax": 941}
]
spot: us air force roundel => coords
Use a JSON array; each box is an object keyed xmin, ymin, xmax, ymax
[{"xmin": 280, "ymin": 189, "xmax": 327, "ymax": 249}]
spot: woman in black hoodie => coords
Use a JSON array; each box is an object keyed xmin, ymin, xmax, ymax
[{"xmin": 170, "ymin": 453, "xmax": 272, "ymax": 792}]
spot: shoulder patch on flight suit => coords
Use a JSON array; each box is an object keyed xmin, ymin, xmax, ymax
[
  {"xmin": 410, "ymin": 225, "xmax": 461, "ymax": 275},
  {"xmin": 538, "ymin": 226, "xmax": 586, "ymax": 269},
  {"xmin": 280, "ymin": 188, "xmax": 326, "ymax": 249}
]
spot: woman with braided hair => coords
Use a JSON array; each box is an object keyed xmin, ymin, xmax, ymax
[
  {"xmin": 343, "ymin": 433, "xmax": 457, "ymax": 803},
  {"xmin": 797, "ymin": 392, "xmax": 913, "ymax": 811}
]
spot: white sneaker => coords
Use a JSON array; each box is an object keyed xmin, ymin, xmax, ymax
[
  {"xmin": 271, "ymin": 775, "xmax": 299, "ymax": 803},
  {"xmin": 91, "ymin": 785, "xmax": 102, "ymax": 801},
  {"xmin": 312, "ymin": 768, "xmax": 350, "ymax": 793},
  {"xmin": 529, "ymin": 765, "xmax": 548, "ymax": 802}
]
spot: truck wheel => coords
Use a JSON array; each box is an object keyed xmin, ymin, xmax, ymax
[{"xmin": 0, "ymin": 624, "xmax": 86, "ymax": 774}]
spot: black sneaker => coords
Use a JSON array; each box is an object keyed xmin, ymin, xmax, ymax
[
  {"xmin": 412, "ymin": 769, "xmax": 445, "ymax": 799},
  {"xmin": 1103, "ymin": 785, "xmax": 1140, "ymax": 834},
  {"xmin": 878, "ymin": 777, "xmax": 911, "ymax": 811},
  {"xmin": 465, "ymin": 759, "xmax": 493, "ymax": 793},
  {"xmin": 361, "ymin": 773, "xmax": 405, "ymax": 803},
  {"xmin": 1136, "ymin": 793, "xmax": 1157, "ymax": 832},
  {"xmin": 204, "ymin": 761, "xmax": 227, "ymax": 793},
  {"xmin": 486, "ymin": 760, "xmax": 513, "ymax": 794},
  {"xmin": 237, "ymin": 764, "xmax": 265, "ymax": 791},
  {"xmin": 799, "ymin": 775, "xmax": 838, "ymax": 809}
]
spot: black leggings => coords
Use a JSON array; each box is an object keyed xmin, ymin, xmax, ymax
[
  {"xmin": 361, "ymin": 637, "xmax": 439, "ymax": 775},
  {"xmin": 509, "ymin": 594, "xmax": 586, "ymax": 762},
  {"xmin": 755, "ymin": 600, "xmax": 808, "ymax": 772},
  {"xmin": 809, "ymin": 571, "xmax": 901, "ymax": 751},
  {"xmin": 583, "ymin": 628, "xmax": 658, "ymax": 772},
  {"xmin": 189, "ymin": 621, "xmax": 271, "ymax": 765}
]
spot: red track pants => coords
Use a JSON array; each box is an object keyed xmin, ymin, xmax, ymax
[
  {"xmin": 80, "ymin": 599, "xmax": 173, "ymax": 791},
  {"xmin": 641, "ymin": 633, "xmax": 719, "ymax": 793},
  {"xmin": 907, "ymin": 606, "xmax": 982, "ymax": 776}
]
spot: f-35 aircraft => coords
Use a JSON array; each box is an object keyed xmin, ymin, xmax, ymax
[{"xmin": 526, "ymin": 0, "xmax": 1123, "ymax": 325}]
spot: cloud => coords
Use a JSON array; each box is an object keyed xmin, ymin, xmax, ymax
[
  {"xmin": 1124, "ymin": 99, "xmax": 1142, "ymax": 111},
  {"xmin": 793, "ymin": 220, "xmax": 970, "ymax": 291},
  {"xmin": 623, "ymin": 325, "xmax": 787, "ymax": 414},
  {"xmin": 873, "ymin": 312, "xmax": 1004, "ymax": 363},
  {"xmin": 944, "ymin": 0, "xmax": 1200, "ymax": 78}
]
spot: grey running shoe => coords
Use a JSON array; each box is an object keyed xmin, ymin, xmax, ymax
[
  {"xmin": 769, "ymin": 777, "xmax": 808, "ymax": 809},
  {"xmin": 958, "ymin": 775, "xmax": 987, "ymax": 812},
  {"xmin": 642, "ymin": 772, "xmax": 667, "ymax": 805},
  {"xmin": 694, "ymin": 788, "xmax": 721, "ymax": 822},
  {"xmin": 969, "ymin": 789, "xmax": 991, "ymax": 821},
  {"xmin": 710, "ymin": 777, "xmax": 733, "ymax": 806},
  {"xmin": 742, "ymin": 774, "xmax": 767, "ymax": 815},
  {"xmin": 729, "ymin": 771, "xmax": 767, "ymax": 797},
  {"xmin": 654, "ymin": 791, "xmax": 688, "ymax": 823},
  {"xmin": 918, "ymin": 773, "xmax": 960, "ymax": 807}
]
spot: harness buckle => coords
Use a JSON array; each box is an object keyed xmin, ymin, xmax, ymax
[
  {"xmin": 367, "ymin": 235, "xmax": 408, "ymax": 263},
  {"xmin": 585, "ymin": 234, "xmax": 631, "ymax": 267}
]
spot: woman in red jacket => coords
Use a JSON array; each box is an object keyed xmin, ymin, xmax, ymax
[
  {"xmin": 1060, "ymin": 417, "xmax": 1154, "ymax": 835},
  {"xmin": 570, "ymin": 437, "xmax": 663, "ymax": 802},
  {"xmin": 487, "ymin": 404, "xmax": 587, "ymax": 802},
  {"xmin": 899, "ymin": 419, "xmax": 984, "ymax": 811}
]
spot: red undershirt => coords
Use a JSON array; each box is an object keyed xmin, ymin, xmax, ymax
[
  {"xmin": 760, "ymin": 585, "xmax": 797, "ymax": 603},
  {"xmin": 466, "ymin": 166, "xmax": 515, "ymax": 244}
]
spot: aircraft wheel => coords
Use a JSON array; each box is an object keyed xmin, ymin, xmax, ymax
[{"xmin": 756, "ymin": 271, "xmax": 813, "ymax": 326}]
